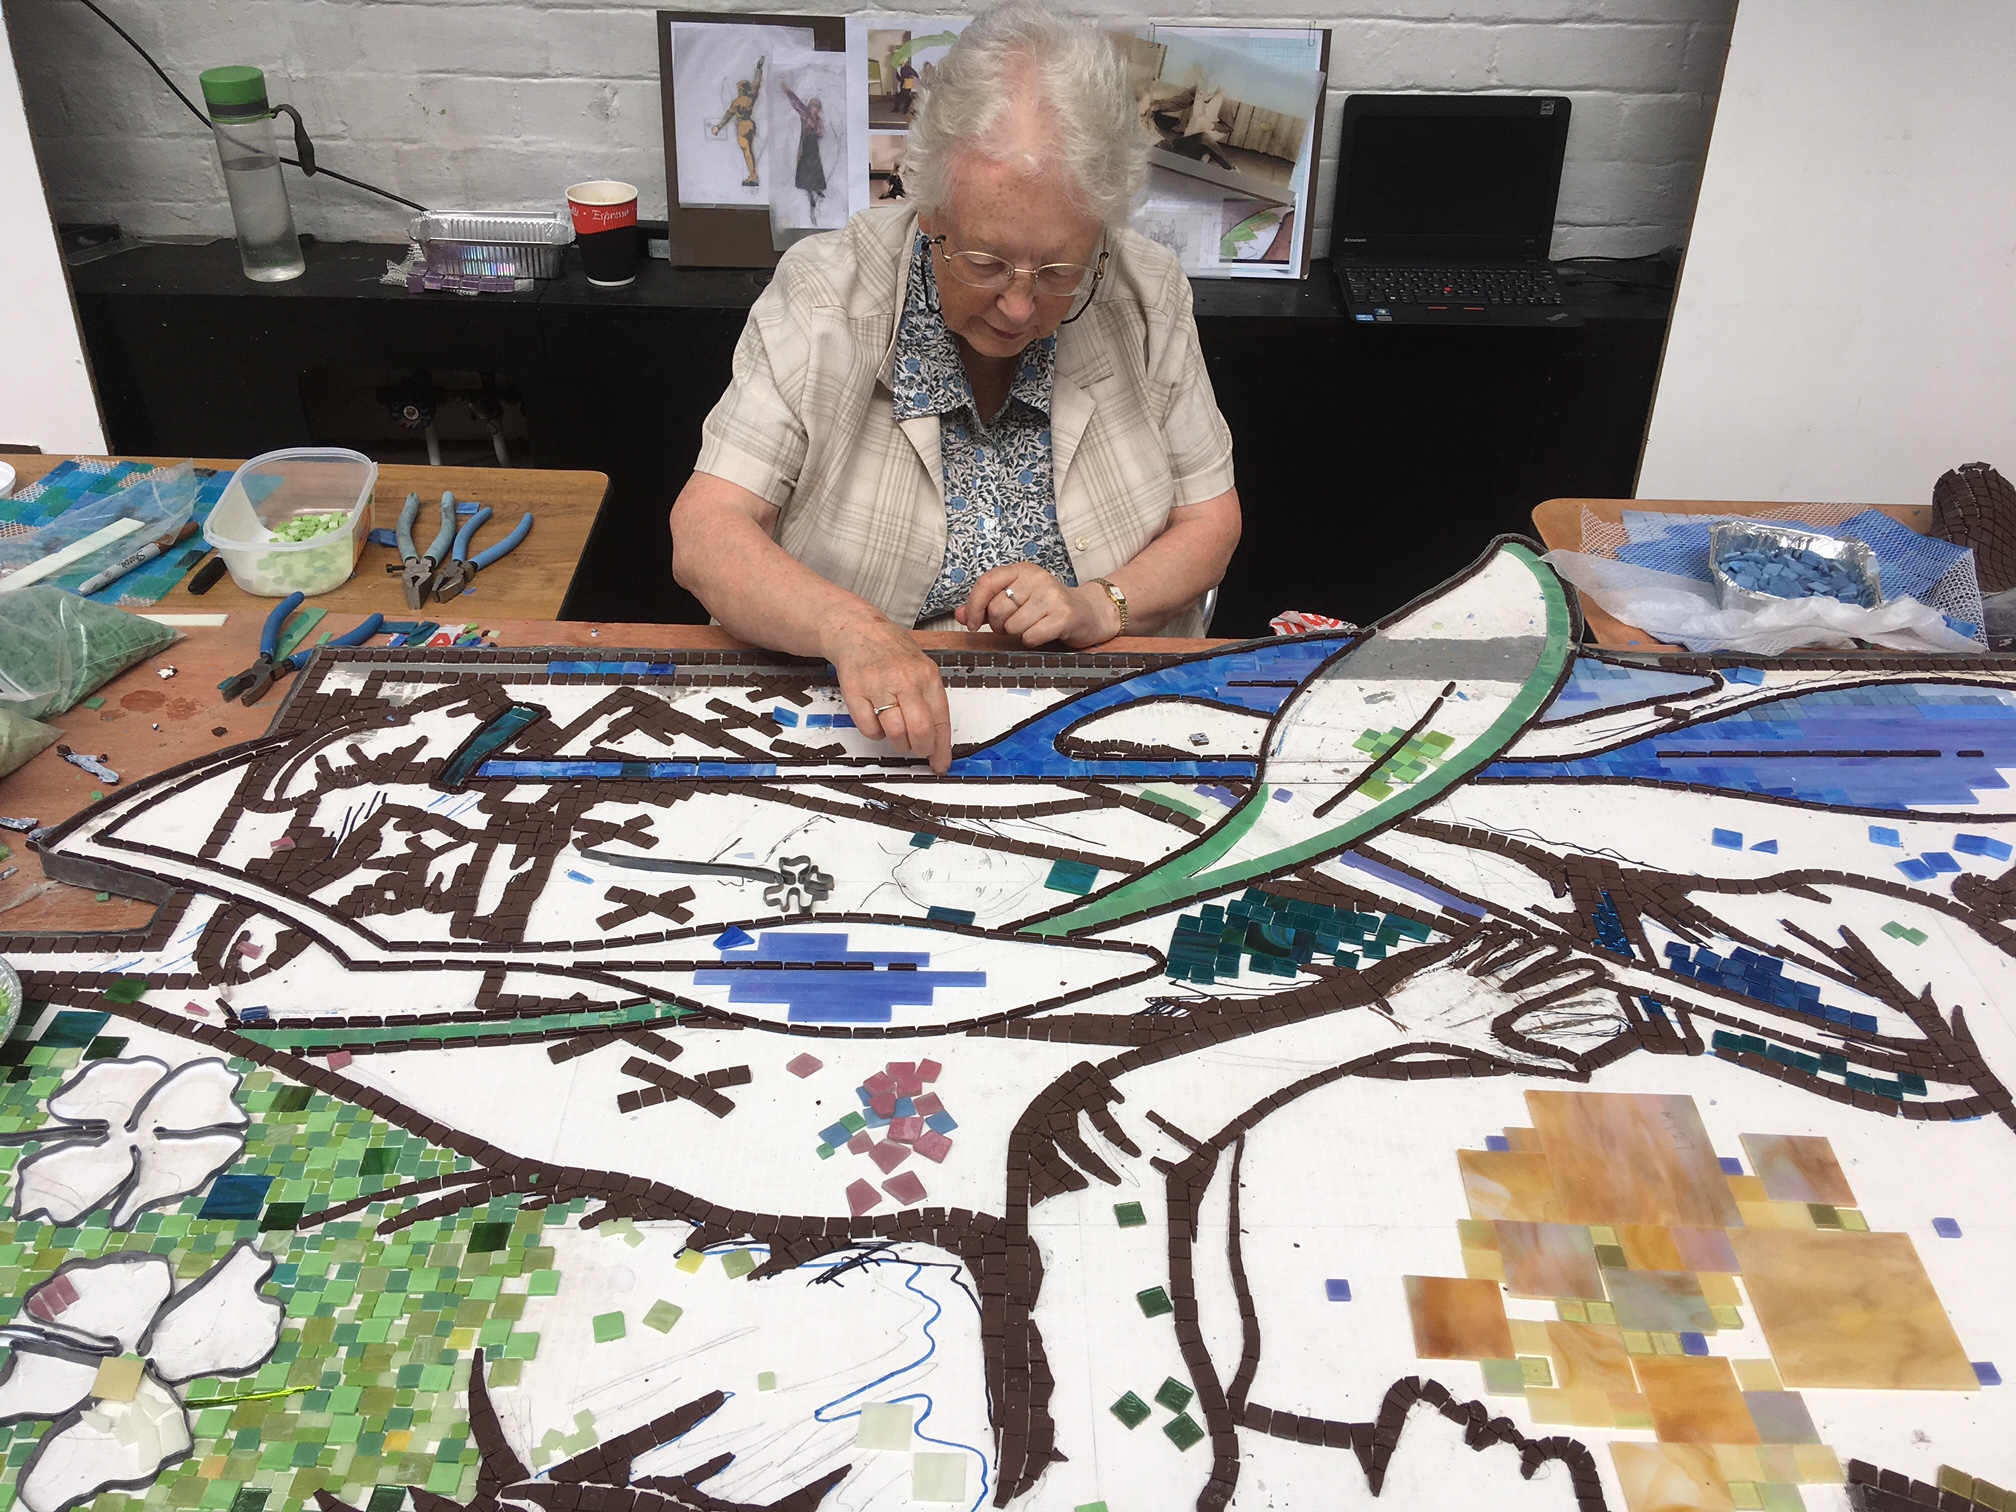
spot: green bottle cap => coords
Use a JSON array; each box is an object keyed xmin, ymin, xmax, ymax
[{"xmin": 199, "ymin": 65, "xmax": 270, "ymax": 117}]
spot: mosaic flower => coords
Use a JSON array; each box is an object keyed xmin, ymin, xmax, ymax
[
  {"xmin": 0, "ymin": 1244, "xmax": 285, "ymax": 1512},
  {"xmin": 11, "ymin": 1057, "xmax": 248, "ymax": 1228}
]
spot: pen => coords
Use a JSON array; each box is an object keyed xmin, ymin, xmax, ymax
[{"xmin": 76, "ymin": 541, "xmax": 164, "ymax": 597}]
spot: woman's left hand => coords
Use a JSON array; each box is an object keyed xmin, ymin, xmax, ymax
[{"xmin": 954, "ymin": 565, "xmax": 1121, "ymax": 647}]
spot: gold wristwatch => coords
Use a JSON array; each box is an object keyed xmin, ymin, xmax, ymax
[{"xmin": 1093, "ymin": 577, "xmax": 1128, "ymax": 636}]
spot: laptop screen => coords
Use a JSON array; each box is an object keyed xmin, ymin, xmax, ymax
[{"xmin": 1335, "ymin": 96, "xmax": 1571, "ymax": 257}]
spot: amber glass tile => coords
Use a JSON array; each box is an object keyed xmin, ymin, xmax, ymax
[
  {"xmin": 1611, "ymin": 1443, "xmax": 1737, "ymax": 1512},
  {"xmin": 1729, "ymin": 1229, "xmax": 1979, "ymax": 1389},
  {"xmin": 1459, "ymin": 1149, "xmax": 1564, "ymax": 1222},
  {"xmin": 1740, "ymin": 1133, "xmax": 1855, "ymax": 1207},
  {"xmin": 1545, "ymin": 1319, "xmax": 1638, "ymax": 1394},
  {"xmin": 1528, "ymin": 1091, "xmax": 1741, "ymax": 1229},
  {"xmin": 1636, "ymin": 1356, "xmax": 1760, "ymax": 1444},
  {"xmin": 1405, "ymin": 1275, "xmax": 1516, "ymax": 1361},
  {"xmin": 1498, "ymin": 1220, "xmax": 1606, "ymax": 1299}
]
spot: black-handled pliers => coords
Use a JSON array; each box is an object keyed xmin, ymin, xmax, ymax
[
  {"xmin": 385, "ymin": 490, "xmax": 457, "ymax": 609},
  {"xmin": 434, "ymin": 507, "xmax": 533, "ymax": 603},
  {"xmin": 222, "ymin": 598, "xmax": 387, "ymax": 706}
]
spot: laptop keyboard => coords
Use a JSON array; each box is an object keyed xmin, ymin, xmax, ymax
[{"xmin": 1345, "ymin": 265, "xmax": 1567, "ymax": 307}]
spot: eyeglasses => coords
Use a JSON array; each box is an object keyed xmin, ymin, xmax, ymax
[{"xmin": 925, "ymin": 235, "xmax": 1107, "ymax": 299}]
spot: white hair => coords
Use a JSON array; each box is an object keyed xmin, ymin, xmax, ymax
[{"xmin": 904, "ymin": 0, "xmax": 1148, "ymax": 231}]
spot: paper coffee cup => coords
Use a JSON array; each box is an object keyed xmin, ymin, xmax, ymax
[{"xmin": 567, "ymin": 180, "xmax": 640, "ymax": 287}]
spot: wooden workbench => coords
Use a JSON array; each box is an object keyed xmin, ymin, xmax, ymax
[
  {"xmin": 0, "ymin": 620, "xmax": 1225, "ymax": 936},
  {"xmin": 5, "ymin": 456, "xmax": 609, "ymax": 621},
  {"xmin": 1532, "ymin": 496, "xmax": 1933, "ymax": 650}
]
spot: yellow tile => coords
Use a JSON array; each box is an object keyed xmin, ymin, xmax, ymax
[
  {"xmin": 1525, "ymin": 1386, "xmax": 1575, "ymax": 1423},
  {"xmin": 1520, "ymin": 1355, "xmax": 1554, "ymax": 1387},
  {"xmin": 1792, "ymin": 1446, "xmax": 1842, "ymax": 1484},
  {"xmin": 447, "ymin": 1327, "xmax": 477, "ymax": 1349},
  {"xmin": 1699, "ymin": 1273, "xmax": 1741, "ymax": 1308},
  {"xmin": 1564, "ymin": 1388, "xmax": 1618, "ymax": 1427},
  {"xmin": 1558, "ymin": 1298, "xmax": 1589, "ymax": 1323},
  {"xmin": 1731, "ymin": 1359, "xmax": 1783, "ymax": 1392},
  {"xmin": 198, "ymin": 1457, "xmax": 227, "ymax": 1481},
  {"xmin": 1462, "ymin": 1247, "xmax": 1507, "ymax": 1281},
  {"xmin": 1545, "ymin": 1320, "xmax": 1638, "ymax": 1395},
  {"xmin": 1653, "ymin": 1331, "xmax": 1683, "ymax": 1356},
  {"xmin": 1714, "ymin": 1446, "xmax": 1766, "ymax": 1482},
  {"xmin": 1736, "ymin": 1200, "xmax": 1815, "ymax": 1230},
  {"xmin": 1727, "ymin": 1482, "xmax": 1764, "ymax": 1510},
  {"xmin": 1937, "ymin": 1467, "xmax": 1977, "ymax": 1499},
  {"xmin": 1610, "ymin": 1392, "xmax": 1654, "ymax": 1430},
  {"xmin": 1458, "ymin": 1218, "xmax": 1499, "ymax": 1249},
  {"xmin": 1591, "ymin": 1225, "xmax": 1621, "ymax": 1247},
  {"xmin": 1710, "ymin": 1306, "xmax": 1745, "ymax": 1330},
  {"xmin": 385, "ymin": 1431, "xmax": 412, "ymax": 1453},
  {"xmin": 1610, "ymin": 1443, "xmax": 1737, "ymax": 1512},
  {"xmin": 1588, "ymin": 1301, "xmax": 1619, "ymax": 1326},
  {"xmin": 1727, "ymin": 1175, "xmax": 1768, "ymax": 1203},
  {"xmin": 91, "ymin": 1355, "xmax": 144, "ymax": 1404},
  {"xmin": 1837, "ymin": 1208, "xmax": 1868, "ymax": 1232},
  {"xmin": 1758, "ymin": 1446, "xmax": 1801, "ymax": 1483},
  {"xmin": 676, "ymin": 1247, "xmax": 707, "ymax": 1273},
  {"xmin": 1624, "ymin": 1330, "xmax": 1654, "ymax": 1354},
  {"xmin": 1510, "ymin": 1319, "xmax": 1553, "ymax": 1355}
]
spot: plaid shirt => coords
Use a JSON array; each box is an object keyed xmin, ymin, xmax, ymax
[{"xmin": 695, "ymin": 206, "xmax": 1236, "ymax": 634}]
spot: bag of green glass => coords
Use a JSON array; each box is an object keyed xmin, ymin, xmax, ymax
[
  {"xmin": 0, "ymin": 585, "xmax": 178, "ymax": 721},
  {"xmin": 0, "ymin": 705, "xmax": 62, "ymax": 779}
]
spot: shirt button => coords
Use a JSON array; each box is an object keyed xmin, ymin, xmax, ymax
[{"xmin": 1075, "ymin": 537, "xmax": 1089, "ymax": 550}]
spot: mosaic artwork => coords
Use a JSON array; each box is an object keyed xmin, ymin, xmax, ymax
[{"xmin": 3, "ymin": 537, "xmax": 2015, "ymax": 1512}]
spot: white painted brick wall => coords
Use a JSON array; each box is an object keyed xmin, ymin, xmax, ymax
[{"xmin": 3, "ymin": 0, "xmax": 1732, "ymax": 259}]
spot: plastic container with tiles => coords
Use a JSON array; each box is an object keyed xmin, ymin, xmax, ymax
[{"xmin": 202, "ymin": 447, "xmax": 378, "ymax": 596}]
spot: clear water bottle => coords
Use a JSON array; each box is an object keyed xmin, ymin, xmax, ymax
[{"xmin": 199, "ymin": 65, "xmax": 305, "ymax": 282}]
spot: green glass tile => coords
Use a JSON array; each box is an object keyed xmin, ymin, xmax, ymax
[
  {"xmin": 720, "ymin": 1249, "xmax": 757, "ymax": 1280},
  {"xmin": 1163, "ymin": 1413, "xmax": 1204, "ymax": 1451},
  {"xmin": 1113, "ymin": 1202, "xmax": 1146, "ymax": 1228},
  {"xmin": 1135, "ymin": 1287, "xmax": 1173, "ymax": 1319},
  {"xmin": 230, "ymin": 1490, "xmax": 270, "ymax": 1512},
  {"xmin": 1480, "ymin": 1359, "xmax": 1525, "ymax": 1396},
  {"xmin": 528, "ymin": 1270, "xmax": 560, "ymax": 1296},
  {"xmin": 1109, "ymin": 1392, "xmax": 1150, "ymax": 1429},
  {"xmin": 642, "ymin": 1301, "xmax": 682, "ymax": 1333},
  {"xmin": 1153, "ymin": 1377, "xmax": 1193, "ymax": 1413},
  {"xmin": 592, "ymin": 1312, "xmax": 625, "ymax": 1343}
]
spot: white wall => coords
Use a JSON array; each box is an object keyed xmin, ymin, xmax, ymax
[
  {"xmin": 0, "ymin": 0, "xmax": 104, "ymax": 454},
  {"xmin": 1638, "ymin": 0, "xmax": 2016, "ymax": 504},
  {"xmin": 2, "ymin": 0, "xmax": 1731, "ymax": 259}
]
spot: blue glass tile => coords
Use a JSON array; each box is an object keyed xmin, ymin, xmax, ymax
[
  {"xmin": 819, "ymin": 1121, "xmax": 854, "ymax": 1147},
  {"xmin": 1973, "ymin": 1362, "xmax": 2001, "ymax": 1386},
  {"xmin": 694, "ymin": 930, "xmax": 982, "ymax": 1024},
  {"xmin": 894, "ymin": 1096, "xmax": 917, "ymax": 1118},
  {"xmin": 1679, "ymin": 1332, "xmax": 1709, "ymax": 1355},
  {"xmin": 39, "ymin": 1011, "xmax": 111, "ymax": 1047},
  {"xmin": 1712, "ymin": 829, "xmax": 1744, "ymax": 849},
  {"xmin": 1485, "ymin": 1135, "xmax": 1512, "ymax": 1153},
  {"xmin": 772, "ymin": 707, "xmax": 800, "ymax": 726},
  {"xmin": 1725, "ymin": 667, "xmax": 1766, "ymax": 685},
  {"xmin": 924, "ymin": 1111, "xmax": 958, "ymax": 1134},
  {"xmin": 1896, "ymin": 858, "xmax": 1937, "ymax": 881},
  {"xmin": 1324, "ymin": 1279, "xmax": 1352, "ymax": 1302},
  {"xmin": 1869, "ymin": 826, "xmax": 1903, "ymax": 847},
  {"xmin": 1718, "ymin": 1157, "xmax": 1743, "ymax": 1176},
  {"xmin": 927, "ymin": 906, "xmax": 977, "ymax": 926},
  {"xmin": 713, "ymin": 925, "xmax": 754, "ymax": 950},
  {"xmin": 1954, "ymin": 833, "xmax": 2013, "ymax": 860},
  {"xmin": 1933, "ymin": 1217, "xmax": 1962, "ymax": 1239},
  {"xmin": 200, "ymin": 1173, "xmax": 273, "ymax": 1220},
  {"xmin": 1922, "ymin": 851, "xmax": 1962, "ymax": 873},
  {"xmin": 1750, "ymin": 839, "xmax": 1778, "ymax": 853}
]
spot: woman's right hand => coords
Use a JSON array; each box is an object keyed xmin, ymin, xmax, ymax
[{"xmin": 826, "ymin": 614, "xmax": 953, "ymax": 773}]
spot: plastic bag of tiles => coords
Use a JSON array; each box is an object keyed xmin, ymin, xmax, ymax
[
  {"xmin": 1542, "ymin": 550, "xmax": 1984, "ymax": 655},
  {"xmin": 0, "ymin": 584, "xmax": 179, "ymax": 721}
]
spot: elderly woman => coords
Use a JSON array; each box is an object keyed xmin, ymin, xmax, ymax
[{"xmin": 669, "ymin": 0, "xmax": 1241, "ymax": 773}]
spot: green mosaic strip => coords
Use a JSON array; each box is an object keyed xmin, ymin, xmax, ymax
[{"xmin": 237, "ymin": 1001, "xmax": 694, "ymax": 1053}]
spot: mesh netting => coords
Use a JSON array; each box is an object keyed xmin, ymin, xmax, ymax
[{"xmin": 1578, "ymin": 506, "xmax": 1986, "ymax": 644}]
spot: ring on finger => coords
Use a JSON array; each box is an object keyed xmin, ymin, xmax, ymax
[
  {"xmin": 1003, "ymin": 587, "xmax": 1018, "ymax": 603},
  {"xmin": 872, "ymin": 702, "xmax": 896, "ymax": 714}
]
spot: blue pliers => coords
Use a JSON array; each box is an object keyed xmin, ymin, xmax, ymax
[
  {"xmin": 434, "ymin": 507, "xmax": 532, "ymax": 603},
  {"xmin": 221, "ymin": 595, "xmax": 385, "ymax": 705},
  {"xmin": 386, "ymin": 490, "xmax": 457, "ymax": 609}
]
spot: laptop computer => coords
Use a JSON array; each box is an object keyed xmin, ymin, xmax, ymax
[{"xmin": 1331, "ymin": 94, "xmax": 1581, "ymax": 327}]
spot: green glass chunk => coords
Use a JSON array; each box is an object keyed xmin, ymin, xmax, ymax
[
  {"xmin": 1135, "ymin": 1286, "xmax": 1173, "ymax": 1319},
  {"xmin": 720, "ymin": 1249, "xmax": 756, "ymax": 1280},
  {"xmin": 1163, "ymin": 1412, "xmax": 1204, "ymax": 1451},
  {"xmin": 591, "ymin": 1312, "xmax": 626, "ymax": 1343},
  {"xmin": 1108, "ymin": 1392, "xmax": 1150, "ymax": 1429},
  {"xmin": 642, "ymin": 1301, "xmax": 682, "ymax": 1333},
  {"xmin": 1153, "ymin": 1377, "xmax": 1193, "ymax": 1413},
  {"xmin": 1113, "ymin": 1201, "xmax": 1146, "ymax": 1228}
]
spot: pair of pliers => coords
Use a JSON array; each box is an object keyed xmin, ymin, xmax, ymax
[
  {"xmin": 385, "ymin": 490, "xmax": 457, "ymax": 609},
  {"xmin": 221, "ymin": 596, "xmax": 386, "ymax": 706},
  {"xmin": 434, "ymin": 507, "xmax": 533, "ymax": 603}
]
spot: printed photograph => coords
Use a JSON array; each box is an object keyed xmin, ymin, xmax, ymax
[
  {"xmin": 868, "ymin": 132, "xmax": 912, "ymax": 205},
  {"xmin": 862, "ymin": 25, "xmax": 963, "ymax": 128},
  {"xmin": 668, "ymin": 20, "xmax": 815, "ymax": 208},
  {"xmin": 765, "ymin": 50, "xmax": 851, "ymax": 246},
  {"xmin": 1116, "ymin": 30, "xmax": 1316, "ymax": 206},
  {"xmin": 1219, "ymin": 198, "xmax": 1294, "ymax": 264}
]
